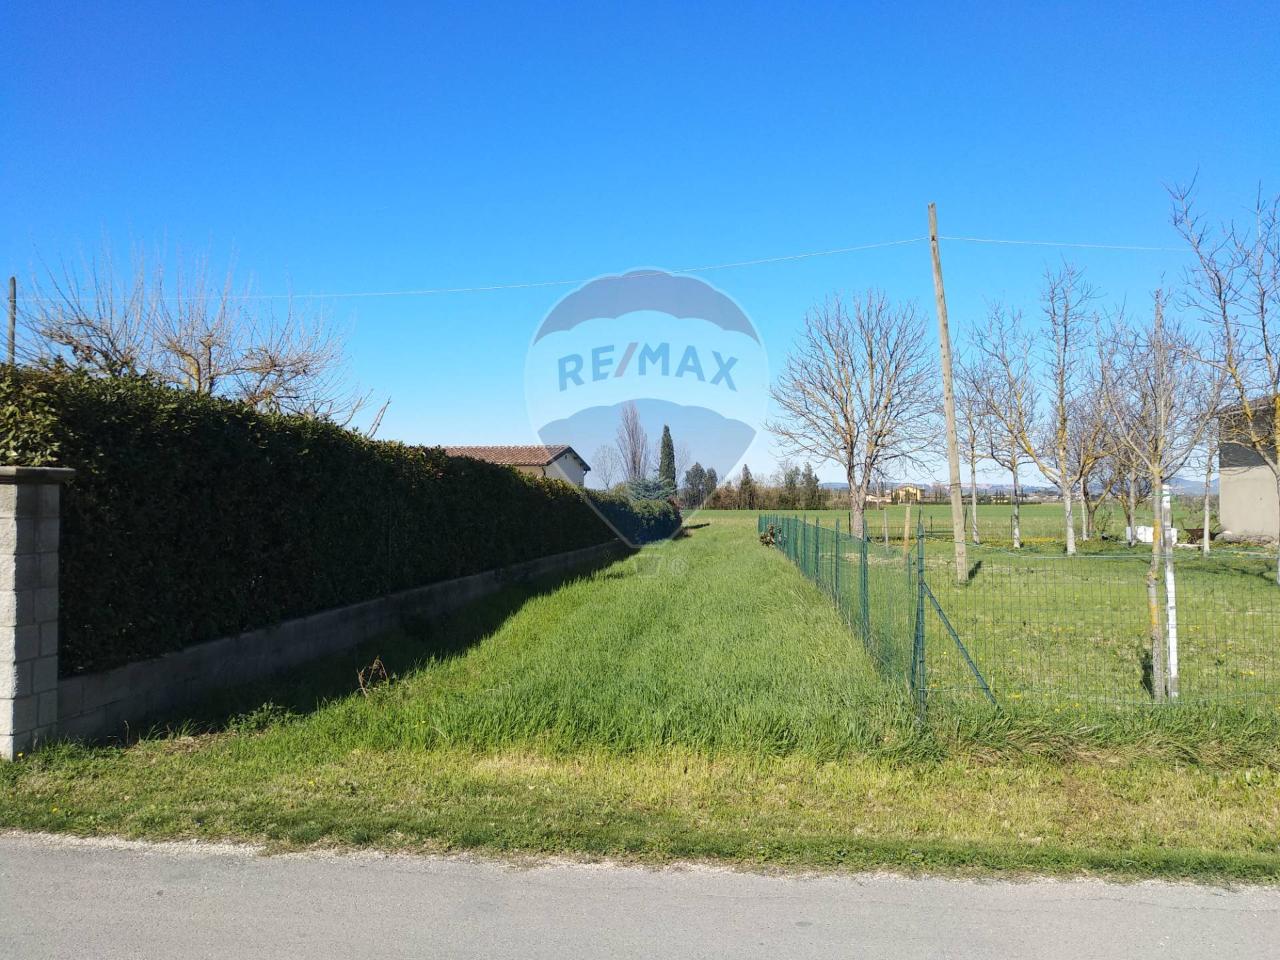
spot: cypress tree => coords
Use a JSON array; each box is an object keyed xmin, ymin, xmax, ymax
[
  {"xmin": 658, "ymin": 424, "xmax": 676, "ymax": 496},
  {"xmin": 801, "ymin": 463, "xmax": 822, "ymax": 510},
  {"xmin": 739, "ymin": 464, "xmax": 757, "ymax": 509},
  {"xmin": 682, "ymin": 463, "xmax": 707, "ymax": 507}
]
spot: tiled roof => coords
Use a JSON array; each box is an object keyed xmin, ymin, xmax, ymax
[{"xmin": 442, "ymin": 444, "xmax": 586, "ymax": 469}]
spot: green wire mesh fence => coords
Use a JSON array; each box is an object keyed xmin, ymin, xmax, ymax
[
  {"xmin": 758, "ymin": 512, "xmax": 993, "ymax": 719},
  {"xmin": 759, "ymin": 511, "xmax": 1280, "ymax": 713}
]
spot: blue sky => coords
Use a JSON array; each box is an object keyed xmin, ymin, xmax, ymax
[{"xmin": 6, "ymin": 1, "xmax": 1278, "ymax": 482}]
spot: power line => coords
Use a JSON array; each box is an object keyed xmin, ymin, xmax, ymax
[
  {"xmin": 940, "ymin": 235, "xmax": 1184, "ymax": 253},
  {"xmin": 293, "ymin": 238, "xmax": 934, "ymax": 299},
  {"xmin": 14, "ymin": 238, "xmax": 929, "ymax": 303},
  {"xmin": 675, "ymin": 237, "xmax": 927, "ymax": 273},
  {"xmin": 11, "ymin": 232, "xmax": 1186, "ymax": 304}
]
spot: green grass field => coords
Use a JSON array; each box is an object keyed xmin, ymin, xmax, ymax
[
  {"xmin": 3, "ymin": 514, "xmax": 1279, "ymax": 880},
  {"xmin": 748, "ymin": 505, "xmax": 1280, "ymax": 708},
  {"xmin": 756, "ymin": 500, "xmax": 1218, "ymax": 547}
]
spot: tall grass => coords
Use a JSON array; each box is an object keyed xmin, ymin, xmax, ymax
[
  {"xmin": 161, "ymin": 515, "xmax": 1280, "ymax": 766},
  {"xmin": 4, "ymin": 514, "xmax": 1279, "ymax": 878},
  {"xmin": 235, "ymin": 523, "xmax": 919, "ymax": 763}
]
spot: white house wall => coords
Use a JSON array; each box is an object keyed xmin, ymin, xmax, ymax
[{"xmin": 1220, "ymin": 441, "xmax": 1280, "ymax": 540}]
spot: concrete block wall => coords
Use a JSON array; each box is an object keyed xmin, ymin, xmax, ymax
[
  {"xmin": 1, "ymin": 466, "xmax": 74, "ymax": 760},
  {"xmin": 0, "ymin": 455, "xmax": 628, "ymax": 755},
  {"xmin": 53, "ymin": 538, "xmax": 629, "ymax": 745}
]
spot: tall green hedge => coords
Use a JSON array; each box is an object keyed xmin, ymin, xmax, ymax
[{"xmin": 1, "ymin": 368, "xmax": 679, "ymax": 675}]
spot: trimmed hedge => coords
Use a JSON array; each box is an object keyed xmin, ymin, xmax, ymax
[{"xmin": 1, "ymin": 368, "xmax": 679, "ymax": 675}]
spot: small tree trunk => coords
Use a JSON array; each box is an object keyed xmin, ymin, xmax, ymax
[
  {"xmin": 1202, "ymin": 456, "xmax": 1213, "ymax": 556},
  {"xmin": 1057, "ymin": 440, "xmax": 1077, "ymax": 554},
  {"xmin": 1148, "ymin": 468, "xmax": 1167, "ymax": 699},
  {"xmin": 1085, "ymin": 495, "xmax": 1102, "ymax": 544},
  {"xmin": 1162, "ymin": 485, "xmax": 1180, "ymax": 699},
  {"xmin": 1010, "ymin": 459, "xmax": 1022, "ymax": 549},
  {"xmin": 969, "ymin": 450, "xmax": 980, "ymax": 544},
  {"xmin": 1125, "ymin": 470, "xmax": 1137, "ymax": 547},
  {"xmin": 1081, "ymin": 484, "xmax": 1092, "ymax": 541},
  {"xmin": 846, "ymin": 467, "xmax": 865, "ymax": 542},
  {"xmin": 1061, "ymin": 481, "xmax": 1077, "ymax": 555}
]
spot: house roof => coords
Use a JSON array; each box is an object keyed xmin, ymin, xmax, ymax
[{"xmin": 443, "ymin": 444, "xmax": 590, "ymax": 471}]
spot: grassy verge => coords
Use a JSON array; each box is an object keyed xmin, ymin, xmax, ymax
[
  {"xmin": 3, "ymin": 516, "xmax": 1278, "ymax": 881},
  {"xmin": 6, "ymin": 745, "xmax": 1279, "ymax": 881}
]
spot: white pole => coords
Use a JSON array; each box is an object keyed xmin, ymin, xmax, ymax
[{"xmin": 1162, "ymin": 483, "xmax": 1179, "ymax": 699}]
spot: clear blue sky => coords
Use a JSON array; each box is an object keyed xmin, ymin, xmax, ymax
[{"xmin": 6, "ymin": 1, "xmax": 1278, "ymax": 482}]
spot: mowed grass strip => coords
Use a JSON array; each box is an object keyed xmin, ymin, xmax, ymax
[
  {"xmin": 6, "ymin": 746, "xmax": 1280, "ymax": 881},
  {"xmin": 3, "ymin": 517, "xmax": 1279, "ymax": 880}
]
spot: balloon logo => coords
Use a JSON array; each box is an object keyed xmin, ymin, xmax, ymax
[{"xmin": 524, "ymin": 269, "xmax": 768, "ymax": 544}]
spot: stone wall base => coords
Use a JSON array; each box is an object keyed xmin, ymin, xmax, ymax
[{"xmin": 56, "ymin": 540, "xmax": 628, "ymax": 744}]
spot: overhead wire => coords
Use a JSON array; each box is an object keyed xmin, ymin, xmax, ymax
[{"xmin": 12, "ymin": 232, "xmax": 1186, "ymax": 304}]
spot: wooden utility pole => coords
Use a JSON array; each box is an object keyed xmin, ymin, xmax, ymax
[
  {"xmin": 928, "ymin": 204, "xmax": 968, "ymax": 584},
  {"xmin": 7, "ymin": 277, "xmax": 15, "ymax": 366}
]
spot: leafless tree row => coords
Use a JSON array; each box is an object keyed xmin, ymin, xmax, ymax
[
  {"xmin": 17, "ymin": 245, "xmax": 381, "ymax": 429},
  {"xmin": 761, "ymin": 182, "xmax": 1280, "ymax": 701},
  {"xmin": 767, "ymin": 183, "xmax": 1280, "ymax": 580}
]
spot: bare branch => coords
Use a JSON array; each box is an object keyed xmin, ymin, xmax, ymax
[
  {"xmin": 20, "ymin": 242, "xmax": 371, "ymax": 424},
  {"xmin": 768, "ymin": 291, "xmax": 940, "ymax": 533}
]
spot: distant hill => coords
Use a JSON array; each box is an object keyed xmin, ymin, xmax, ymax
[
  {"xmin": 1167, "ymin": 475, "xmax": 1218, "ymax": 494},
  {"xmin": 818, "ymin": 480, "xmax": 1059, "ymax": 495},
  {"xmin": 816, "ymin": 477, "xmax": 1217, "ymax": 496}
]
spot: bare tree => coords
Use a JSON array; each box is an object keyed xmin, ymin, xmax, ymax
[
  {"xmin": 1041, "ymin": 265, "xmax": 1099, "ymax": 553},
  {"xmin": 956, "ymin": 357, "xmax": 989, "ymax": 544},
  {"xmin": 615, "ymin": 401, "xmax": 650, "ymax": 482},
  {"xmin": 975, "ymin": 267, "xmax": 1097, "ymax": 554},
  {"xmin": 769, "ymin": 292, "xmax": 939, "ymax": 537},
  {"xmin": 591, "ymin": 444, "xmax": 623, "ymax": 490},
  {"xmin": 969, "ymin": 314, "xmax": 1036, "ymax": 549},
  {"xmin": 1110, "ymin": 443, "xmax": 1152, "ymax": 548},
  {"xmin": 673, "ymin": 440, "xmax": 692, "ymax": 491},
  {"xmin": 1099, "ymin": 291, "xmax": 1218, "ymax": 697},
  {"xmin": 1195, "ymin": 432, "xmax": 1219, "ymax": 555},
  {"xmin": 1064, "ymin": 386, "xmax": 1118, "ymax": 542},
  {"xmin": 21, "ymin": 244, "xmax": 374, "ymax": 425},
  {"xmin": 1172, "ymin": 181, "xmax": 1280, "ymax": 581}
]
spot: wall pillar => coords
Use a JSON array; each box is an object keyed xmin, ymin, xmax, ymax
[{"xmin": 1, "ymin": 466, "xmax": 74, "ymax": 760}]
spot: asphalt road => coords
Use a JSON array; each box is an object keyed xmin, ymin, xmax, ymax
[{"xmin": 1, "ymin": 833, "xmax": 1276, "ymax": 959}]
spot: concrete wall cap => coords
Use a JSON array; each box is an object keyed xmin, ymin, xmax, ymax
[{"xmin": 0, "ymin": 467, "xmax": 76, "ymax": 485}]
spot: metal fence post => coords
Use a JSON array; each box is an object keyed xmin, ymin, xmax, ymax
[
  {"xmin": 860, "ymin": 515, "xmax": 870, "ymax": 642},
  {"xmin": 814, "ymin": 522, "xmax": 824, "ymax": 591},
  {"xmin": 834, "ymin": 517, "xmax": 841, "ymax": 614},
  {"xmin": 813, "ymin": 517, "xmax": 820, "ymax": 587},
  {"xmin": 911, "ymin": 514, "xmax": 927, "ymax": 720}
]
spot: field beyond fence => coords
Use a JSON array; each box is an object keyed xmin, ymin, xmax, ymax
[{"xmin": 759, "ymin": 511, "xmax": 1280, "ymax": 711}]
